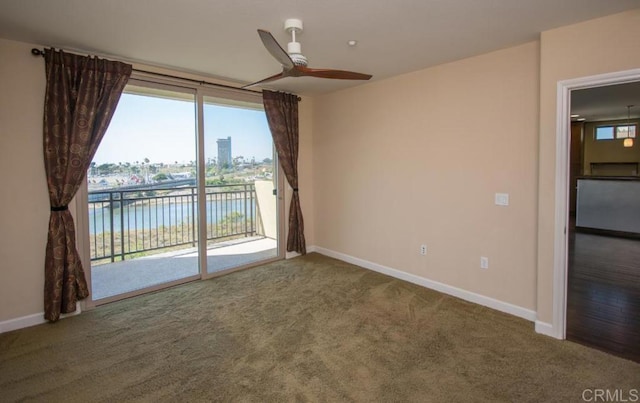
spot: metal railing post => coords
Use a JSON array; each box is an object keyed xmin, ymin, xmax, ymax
[
  {"xmin": 108, "ymin": 192, "xmax": 115, "ymax": 262},
  {"xmin": 244, "ymin": 184, "xmax": 248, "ymax": 237},
  {"xmin": 120, "ymin": 191, "xmax": 125, "ymax": 261},
  {"xmin": 251, "ymin": 184, "xmax": 256, "ymax": 235},
  {"xmin": 191, "ymin": 187, "xmax": 196, "ymax": 246}
]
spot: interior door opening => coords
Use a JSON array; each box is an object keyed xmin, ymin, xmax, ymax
[{"xmin": 566, "ymin": 81, "xmax": 640, "ymax": 362}]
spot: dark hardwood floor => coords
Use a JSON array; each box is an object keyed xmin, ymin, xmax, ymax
[{"xmin": 567, "ymin": 225, "xmax": 640, "ymax": 362}]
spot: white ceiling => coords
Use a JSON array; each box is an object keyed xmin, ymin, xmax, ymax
[
  {"xmin": 1, "ymin": 0, "xmax": 639, "ymax": 95},
  {"xmin": 572, "ymin": 81, "xmax": 640, "ymax": 121}
]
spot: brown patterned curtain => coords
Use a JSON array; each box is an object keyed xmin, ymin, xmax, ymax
[
  {"xmin": 43, "ymin": 49, "xmax": 132, "ymax": 321},
  {"xmin": 263, "ymin": 90, "xmax": 306, "ymax": 255}
]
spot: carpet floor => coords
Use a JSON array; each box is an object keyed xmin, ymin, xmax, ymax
[{"xmin": 1, "ymin": 253, "xmax": 638, "ymax": 402}]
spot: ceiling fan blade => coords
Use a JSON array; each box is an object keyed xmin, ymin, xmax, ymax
[
  {"xmin": 242, "ymin": 71, "xmax": 288, "ymax": 88},
  {"xmin": 258, "ymin": 29, "xmax": 295, "ymax": 70},
  {"xmin": 295, "ymin": 66, "xmax": 372, "ymax": 80}
]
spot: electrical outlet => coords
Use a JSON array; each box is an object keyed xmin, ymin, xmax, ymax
[
  {"xmin": 480, "ymin": 257, "xmax": 489, "ymax": 269},
  {"xmin": 495, "ymin": 193, "xmax": 509, "ymax": 206},
  {"xmin": 420, "ymin": 244, "xmax": 427, "ymax": 256}
]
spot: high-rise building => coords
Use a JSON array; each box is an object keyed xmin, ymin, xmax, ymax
[{"xmin": 217, "ymin": 136, "xmax": 232, "ymax": 169}]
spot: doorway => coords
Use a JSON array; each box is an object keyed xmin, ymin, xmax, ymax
[{"xmin": 565, "ymin": 81, "xmax": 640, "ymax": 362}]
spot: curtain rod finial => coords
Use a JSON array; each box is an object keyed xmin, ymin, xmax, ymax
[{"xmin": 31, "ymin": 48, "xmax": 45, "ymax": 57}]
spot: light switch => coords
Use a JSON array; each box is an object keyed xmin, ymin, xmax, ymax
[{"xmin": 495, "ymin": 193, "xmax": 509, "ymax": 206}]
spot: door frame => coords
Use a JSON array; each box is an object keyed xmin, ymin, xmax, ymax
[
  {"xmin": 551, "ymin": 67, "xmax": 640, "ymax": 339},
  {"xmin": 76, "ymin": 74, "xmax": 285, "ymax": 308}
]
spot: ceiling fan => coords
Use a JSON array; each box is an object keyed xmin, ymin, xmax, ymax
[{"xmin": 243, "ymin": 18, "xmax": 372, "ymax": 88}]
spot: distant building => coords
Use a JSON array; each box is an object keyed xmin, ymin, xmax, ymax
[{"xmin": 217, "ymin": 136, "xmax": 232, "ymax": 169}]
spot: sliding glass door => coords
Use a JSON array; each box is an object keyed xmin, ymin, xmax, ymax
[
  {"xmin": 202, "ymin": 95, "xmax": 280, "ymax": 274},
  {"xmin": 88, "ymin": 81, "xmax": 200, "ymax": 302},
  {"xmin": 83, "ymin": 77, "xmax": 283, "ymax": 304}
]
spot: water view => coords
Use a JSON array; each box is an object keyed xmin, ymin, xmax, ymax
[{"xmin": 88, "ymin": 85, "xmax": 279, "ymax": 300}]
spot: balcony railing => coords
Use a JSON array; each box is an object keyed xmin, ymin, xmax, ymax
[{"xmin": 89, "ymin": 184, "xmax": 256, "ymax": 262}]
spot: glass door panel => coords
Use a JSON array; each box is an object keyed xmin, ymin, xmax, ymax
[
  {"xmin": 203, "ymin": 96, "xmax": 279, "ymax": 274},
  {"xmin": 88, "ymin": 82, "xmax": 199, "ymax": 301}
]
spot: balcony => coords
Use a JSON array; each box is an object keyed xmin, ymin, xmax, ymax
[{"xmin": 89, "ymin": 182, "xmax": 278, "ymax": 300}]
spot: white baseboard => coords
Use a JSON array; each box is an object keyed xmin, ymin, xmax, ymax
[
  {"xmin": 0, "ymin": 306, "xmax": 81, "ymax": 334},
  {"xmin": 0, "ymin": 312, "xmax": 46, "ymax": 334},
  {"xmin": 535, "ymin": 320, "xmax": 560, "ymax": 339},
  {"xmin": 313, "ymin": 246, "xmax": 537, "ymax": 322},
  {"xmin": 286, "ymin": 251, "xmax": 300, "ymax": 259},
  {"xmin": 286, "ymin": 245, "xmax": 317, "ymax": 260}
]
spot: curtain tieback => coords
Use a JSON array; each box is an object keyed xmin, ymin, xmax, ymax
[
  {"xmin": 50, "ymin": 205, "xmax": 69, "ymax": 212},
  {"xmin": 292, "ymin": 188, "xmax": 299, "ymax": 192}
]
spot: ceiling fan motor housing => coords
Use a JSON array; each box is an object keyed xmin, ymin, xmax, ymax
[
  {"xmin": 284, "ymin": 18, "xmax": 308, "ymax": 66},
  {"xmin": 287, "ymin": 43, "xmax": 308, "ymax": 66}
]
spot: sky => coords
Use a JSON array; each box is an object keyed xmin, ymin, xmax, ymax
[{"xmin": 92, "ymin": 92, "xmax": 274, "ymax": 165}]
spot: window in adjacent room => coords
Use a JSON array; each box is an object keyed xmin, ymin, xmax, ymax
[
  {"xmin": 595, "ymin": 124, "xmax": 636, "ymax": 140},
  {"xmin": 616, "ymin": 124, "xmax": 636, "ymax": 139}
]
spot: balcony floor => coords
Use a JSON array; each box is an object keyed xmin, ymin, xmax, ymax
[{"xmin": 91, "ymin": 236, "xmax": 278, "ymax": 301}]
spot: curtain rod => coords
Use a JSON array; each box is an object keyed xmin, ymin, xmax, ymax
[{"xmin": 30, "ymin": 48, "xmax": 301, "ymax": 101}]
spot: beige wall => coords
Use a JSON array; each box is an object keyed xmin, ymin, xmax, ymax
[
  {"xmin": 537, "ymin": 9, "xmax": 640, "ymax": 324},
  {"xmin": 312, "ymin": 42, "xmax": 540, "ymax": 311},
  {"xmin": 0, "ymin": 38, "xmax": 49, "ymax": 321},
  {"xmin": 296, "ymin": 96, "xmax": 315, "ymax": 248},
  {"xmin": 0, "ymin": 37, "xmax": 315, "ymax": 323},
  {"xmin": 582, "ymin": 119, "xmax": 640, "ymax": 175}
]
